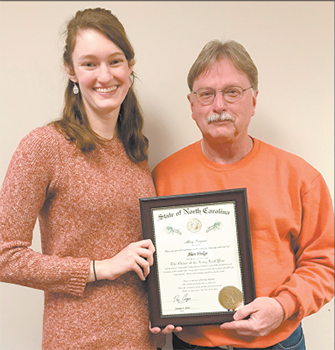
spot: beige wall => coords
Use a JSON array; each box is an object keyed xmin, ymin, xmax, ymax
[{"xmin": 0, "ymin": 1, "xmax": 333, "ymax": 349}]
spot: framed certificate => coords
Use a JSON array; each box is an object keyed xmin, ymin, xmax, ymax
[{"xmin": 140, "ymin": 188, "xmax": 255, "ymax": 328}]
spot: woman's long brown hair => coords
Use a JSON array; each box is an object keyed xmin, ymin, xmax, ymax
[{"xmin": 52, "ymin": 8, "xmax": 148, "ymax": 163}]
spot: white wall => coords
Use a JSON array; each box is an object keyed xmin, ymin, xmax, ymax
[{"xmin": 0, "ymin": 1, "xmax": 333, "ymax": 349}]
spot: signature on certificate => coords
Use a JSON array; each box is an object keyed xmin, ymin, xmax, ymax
[{"xmin": 173, "ymin": 293, "xmax": 191, "ymax": 303}]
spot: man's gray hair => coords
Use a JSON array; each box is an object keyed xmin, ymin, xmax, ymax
[{"xmin": 187, "ymin": 40, "xmax": 258, "ymax": 92}]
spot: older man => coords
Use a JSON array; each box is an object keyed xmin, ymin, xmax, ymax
[{"xmin": 152, "ymin": 40, "xmax": 334, "ymax": 350}]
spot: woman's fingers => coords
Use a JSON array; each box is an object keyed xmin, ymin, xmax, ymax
[{"xmin": 103, "ymin": 239, "xmax": 156, "ymax": 281}]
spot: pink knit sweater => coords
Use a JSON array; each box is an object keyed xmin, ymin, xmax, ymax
[{"xmin": 0, "ymin": 125, "xmax": 165, "ymax": 349}]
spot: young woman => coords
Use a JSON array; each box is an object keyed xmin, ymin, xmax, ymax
[{"xmin": 0, "ymin": 8, "xmax": 164, "ymax": 350}]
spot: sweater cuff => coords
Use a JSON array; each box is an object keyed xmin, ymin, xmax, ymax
[
  {"xmin": 273, "ymin": 291, "xmax": 300, "ymax": 320},
  {"xmin": 52, "ymin": 257, "xmax": 91, "ymax": 297},
  {"xmin": 68, "ymin": 258, "xmax": 91, "ymax": 296}
]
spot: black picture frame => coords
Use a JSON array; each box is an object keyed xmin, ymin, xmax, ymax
[{"xmin": 140, "ymin": 188, "xmax": 255, "ymax": 328}]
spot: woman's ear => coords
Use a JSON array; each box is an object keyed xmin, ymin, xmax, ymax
[
  {"xmin": 64, "ymin": 64, "xmax": 77, "ymax": 83},
  {"xmin": 128, "ymin": 59, "xmax": 134, "ymax": 74}
]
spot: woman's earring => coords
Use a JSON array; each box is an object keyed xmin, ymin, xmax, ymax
[{"xmin": 73, "ymin": 83, "xmax": 79, "ymax": 95}]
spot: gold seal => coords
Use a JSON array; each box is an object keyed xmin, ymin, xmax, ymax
[
  {"xmin": 187, "ymin": 218, "xmax": 202, "ymax": 233},
  {"xmin": 218, "ymin": 286, "xmax": 243, "ymax": 310}
]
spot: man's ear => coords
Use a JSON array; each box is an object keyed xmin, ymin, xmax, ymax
[
  {"xmin": 187, "ymin": 93, "xmax": 195, "ymax": 120},
  {"xmin": 251, "ymin": 89, "xmax": 259, "ymax": 116},
  {"xmin": 64, "ymin": 64, "xmax": 77, "ymax": 83}
]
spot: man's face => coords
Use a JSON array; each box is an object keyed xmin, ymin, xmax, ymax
[{"xmin": 188, "ymin": 58, "xmax": 258, "ymax": 146}]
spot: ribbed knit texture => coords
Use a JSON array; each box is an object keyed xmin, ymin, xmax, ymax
[
  {"xmin": 153, "ymin": 138, "xmax": 334, "ymax": 348},
  {"xmin": 0, "ymin": 125, "xmax": 165, "ymax": 349}
]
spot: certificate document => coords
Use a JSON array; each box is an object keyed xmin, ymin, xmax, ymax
[
  {"xmin": 140, "ymin": 189, "xmax": 255, "ymax": 327},
  {"xmin": 153, "ymin": 201, "xmax": 243, "ymax": 315}
]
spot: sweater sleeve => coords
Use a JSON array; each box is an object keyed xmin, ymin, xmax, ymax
[
  {"xmin": 273, "ymin": 173, "xmax": 334, "ymax": 320},
  {"xmin": 0, "ymin": 128, "xmax": 90, "ymax": 296}
]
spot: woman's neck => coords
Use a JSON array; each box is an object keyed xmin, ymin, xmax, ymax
[{"xmin": 86, "ymin": 108, "xmax": 120, "ymax": 140}]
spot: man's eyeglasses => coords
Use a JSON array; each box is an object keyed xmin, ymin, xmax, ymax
[{"xmin": 192, "ymin": 86, "xmax": 253, "ymax": 105}]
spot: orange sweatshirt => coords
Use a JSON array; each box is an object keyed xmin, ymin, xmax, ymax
[{"xmin": 153, "ymin": 138, "xmax": 334, "ymax": 348}]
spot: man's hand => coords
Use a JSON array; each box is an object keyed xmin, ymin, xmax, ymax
[
  {"xmin": 149, "ymin": 322, "xmax": 183, "ymax": 335},
  {"xmin": 220, "ymin": 297, "xmax": 285, "ymax": 337}
]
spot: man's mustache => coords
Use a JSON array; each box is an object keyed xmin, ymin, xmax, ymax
[{"xmin": 207, "ymin": 113, "xmax": 234, "ymax": 124}]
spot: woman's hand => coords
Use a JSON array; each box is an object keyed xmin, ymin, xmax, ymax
[
  {"xmin": 88, "ymin": 239, "xmax": 155, "ymax": 282},
  {"xmin": 149, "ymin": 322, "xmax": 183, "ymax": 335}
]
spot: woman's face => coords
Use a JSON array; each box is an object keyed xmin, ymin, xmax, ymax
[{"xmin": 67, "ymin": 28, "xmax": 133, "ymax": 125}]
